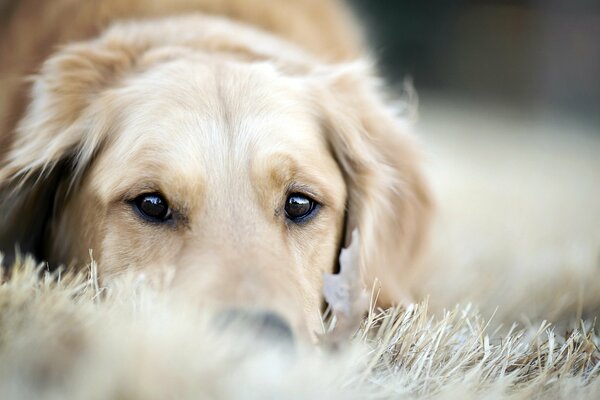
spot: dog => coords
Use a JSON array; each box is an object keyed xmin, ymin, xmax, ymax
[{"xmin": 0, "ymin": 0, "xmax": 431, "ymax": 339}]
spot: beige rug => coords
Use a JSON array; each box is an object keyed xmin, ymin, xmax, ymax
[{"xmin": 1, "ymin": 257, "xmax": 598, "ymax": 400}]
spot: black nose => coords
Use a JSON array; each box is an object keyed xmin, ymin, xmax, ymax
[{"xmin": 217, "ymin": 309, "xmax": 294, "ymax": 343}]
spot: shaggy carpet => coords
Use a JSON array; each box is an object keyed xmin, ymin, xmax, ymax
[{"xmin": 1, "ymin": 256, "xmax": 598, "ymax": 400}]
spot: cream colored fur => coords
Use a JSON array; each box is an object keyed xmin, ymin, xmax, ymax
[
  {"xmin": 0, "ymin": 0, "xmax": 598, "ymax": 341},
  {"xmin": 0, "ymin": 0, "xmax": 431, "ymax": 338},
  {"xmin": 1, "ymin": 2, "xmax": 599, "ymax": 395},
  {"xmin": 0, "ymin": 260, "xmax": 598, "ymax": 399}
]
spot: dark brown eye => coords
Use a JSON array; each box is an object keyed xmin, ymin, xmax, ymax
[
  {"xmin": 284, "ymin": 193, "xmax": 317, "ymax": 222},
  {"xmin": 133, "ymin": 193, "xmax": 171, "ymax": 222}
]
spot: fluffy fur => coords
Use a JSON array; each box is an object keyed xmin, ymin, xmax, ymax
[
  {"xmin": 1, "ymin": 2, "xmax": 599, "ymax": 393},
  {"xmin": 0, "ymin": 0, "xmax": 431, "ymax": 338},
  {"xmin": 0, "ymin": 259, "xmax": 598, "ymax": 399}
]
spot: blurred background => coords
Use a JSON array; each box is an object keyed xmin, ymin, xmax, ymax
[
  {"xmin": 349, "ymin": 0, "xmax": 600, "ymax": 322},
  {"xmin": 350, "ymin": 0, "xmax": 600, "ymax": 127}
]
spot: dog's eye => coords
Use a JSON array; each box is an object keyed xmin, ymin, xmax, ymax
[
  {"xmin": 285, "ymin": 193, "xmax": 317, "ymax": 222},
  {"xmin": 133, "ymin": 193, "xmax": 171, "ymax": 222}
]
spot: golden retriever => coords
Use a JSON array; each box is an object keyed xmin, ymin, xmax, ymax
[{"xmin": 0, "ymin": 0, "xmax": 431, "ymax": 338}]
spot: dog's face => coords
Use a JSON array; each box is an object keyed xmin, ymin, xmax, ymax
[
  {"xmin": 0, "ymin": 20, "xmax": 431, "ymax": 339},
  {"xmin": 51, "ymin": 58, "xmax": 347, "ymax": 334}
]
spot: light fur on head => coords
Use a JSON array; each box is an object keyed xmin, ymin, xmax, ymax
[{"xmin": 0, "ymin": 14, "xmax": 431, "ymax": 335}]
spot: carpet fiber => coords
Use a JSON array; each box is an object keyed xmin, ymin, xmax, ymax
[{"xmin": 1, "ymin": 257, "xmax": 598, "ymax": 399}]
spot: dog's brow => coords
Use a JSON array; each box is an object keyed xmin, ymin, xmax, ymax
[
  {"xmin": 120, "ymin": 183, "xmax": 163, "ymax": 201},
  {"xmin": 258, "ymin": 153, "xmax": 332, "ymax": 203}
]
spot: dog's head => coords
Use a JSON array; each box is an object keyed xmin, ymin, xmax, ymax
[{"xmin": 0, "ymin": 17, "xmax": 431, "ymax": 339}]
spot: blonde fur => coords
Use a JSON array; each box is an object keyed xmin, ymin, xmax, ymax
[{"xmin": 0, "ymin": 0, "xmax": 431, "ymax": 337}]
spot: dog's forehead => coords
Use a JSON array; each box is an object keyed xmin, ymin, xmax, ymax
[
  {"xmin": 92, "ymin": 58, "xmax": 337, "ymax": 198},
  {"xmin": 112, "ymin": 58, "xmax": 323, "ymax": 155}
]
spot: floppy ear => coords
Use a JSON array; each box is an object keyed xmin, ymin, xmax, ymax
[
  {"xmin": 313, "ymin": 63, "xmax": 433, "ymax": 306},
  {"xmin": 0, "ymin": 40, "xmax": 136, "ymax": 263}
]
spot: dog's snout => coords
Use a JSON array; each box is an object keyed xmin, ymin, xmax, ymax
[{"xmin": 218, "ymin": 309, "xmax": 294, "ymax": 342}]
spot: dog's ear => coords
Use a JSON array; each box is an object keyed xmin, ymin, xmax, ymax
[
  {"xmin": 312, "ymin": 63, "xmax": 433, "ymax": 306},
  {"xmin": 0, "ymin": 40, "xmax": 135, "ymax": 263}
]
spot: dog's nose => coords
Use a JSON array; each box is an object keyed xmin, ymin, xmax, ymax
[{"xmin": 217, "ymin": 309, "xmax": 294, "ymax": 343}]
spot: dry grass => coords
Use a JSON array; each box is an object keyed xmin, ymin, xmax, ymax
[{"xmin": 1, "ymin": 256, "xmax": 598, "ymax": 400}]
